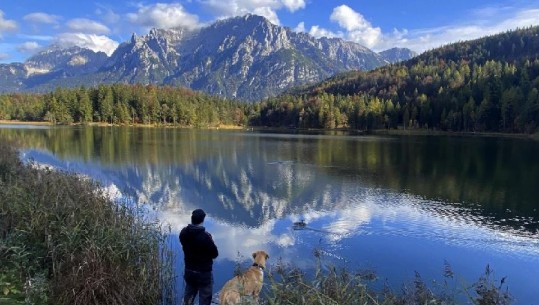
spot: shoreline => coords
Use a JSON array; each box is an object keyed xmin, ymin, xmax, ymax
[
  {"xmin": 0, "ymin": 120, "xmax": 244, "ymax": 130},
  {"xmin": 0, "ymin": 120, "xmax": 536, "ymax": 139},
  {"xmin": 368, "ymin": 128, "xmax": 538, "ymax": 140},
  {"xmin": 0, "ymin": 120, "xmax": 51, "ymax": 126}
]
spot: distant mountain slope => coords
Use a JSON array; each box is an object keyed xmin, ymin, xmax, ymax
[
  {"xmin": 0, "ymin": 14, "xmax": 415, "ymax": 100},
  {"xmin": 257, "ymin": 26, "xmax": 539, "ymax": 133},
  {"xmin": 0, "ymin": 46, "xmax": 108, "ymax": 92},
  {"xmin": 0, "ymin": 63, "xmax": 26, "ymax": 92},
  {"xmin": 379, "ymin": 47, "xmax": 418, "ymax": 64}
]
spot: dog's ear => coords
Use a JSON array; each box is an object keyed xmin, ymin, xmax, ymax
[
  {"xmin": 252, "ymin": 252, "xmax": 257, "ymax": 259},
  {"xmin": 265, "ymin": 253, "xmax": 269, "ymax": 260}
]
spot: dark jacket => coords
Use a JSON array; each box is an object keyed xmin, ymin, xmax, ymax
[{"xmin": 179, "ymin": 224, "xmax": 219, "ymax": 272}]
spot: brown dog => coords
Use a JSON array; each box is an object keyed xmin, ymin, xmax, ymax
[{"xmin": 219, "ymin": 250, "xmax": 269, "ymax": 305}]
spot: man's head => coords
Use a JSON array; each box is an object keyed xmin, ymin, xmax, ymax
[{"xmin": 191, "ymin": 209, "xmax": 206, "ymax": 225}]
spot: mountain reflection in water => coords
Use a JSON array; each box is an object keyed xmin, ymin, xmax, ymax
[{"xmin": 2, "ymin": 125, "xmax": 539, "ymax": 302}]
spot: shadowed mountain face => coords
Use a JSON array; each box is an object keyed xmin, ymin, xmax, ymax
[{"xmin": 0, "ymin": 14, "xmax": 415, "ymax": 101}]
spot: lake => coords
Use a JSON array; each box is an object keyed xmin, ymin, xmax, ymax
[{"xmin": 1, "ymin": 125, "xmax": 538, "ymax": 303}]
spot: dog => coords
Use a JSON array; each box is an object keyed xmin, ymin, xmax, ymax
[{"xmin": 219, "ymin": 250, "xmax": 269, "ymax": 305}]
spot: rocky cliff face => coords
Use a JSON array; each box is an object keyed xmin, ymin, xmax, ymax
[
  {"xmin": 100, "ymin": 28, "xmax": 187, "ymax": 83},
  {"xmin": 164, "ymin": 15, "xmax": 392, "ymax": 100},
  {"xmin": 378, "ymin": 47, "xmax": 418, "ymax": 64},
  {"xmin": 0, "ymin": 14, "xmax": 416, "ymax": 101}
]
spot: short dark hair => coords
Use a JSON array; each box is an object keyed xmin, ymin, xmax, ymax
[{"xmin": 191, "ymin": 209, "xmax": 206, "ymax": 225}]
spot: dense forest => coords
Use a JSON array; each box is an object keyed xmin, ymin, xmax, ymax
[
  {"xmin": 0, "ymin": 84, "xmax": 249, "ymax": 127},
  {"xmin": 1, "ymin": 26, "xmax": 539, "ymax": 133}
]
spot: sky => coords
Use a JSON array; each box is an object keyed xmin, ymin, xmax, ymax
[{"xmin": 1, "ymin": 0, "xmax": 539, "ymax": 64}]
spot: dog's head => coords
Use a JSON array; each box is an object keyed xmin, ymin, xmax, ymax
[{"xmin": 252, "ymin": 250, "xmax": 269, "ymax": 269}]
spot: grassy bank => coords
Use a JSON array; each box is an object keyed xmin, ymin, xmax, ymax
[{"xmin": 0, "ymin": 142, "xmax": 175, "ymax": 305}]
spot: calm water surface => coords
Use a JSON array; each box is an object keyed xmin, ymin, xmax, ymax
[{"xmin": 2, "ymin": 126, "xmax": 538, "ymax": 303}]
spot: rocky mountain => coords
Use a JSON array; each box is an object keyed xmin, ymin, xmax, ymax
[
  {"xmin": 0, "ymin": 14, "xmax": 416, "ymax": 100},
  {"xmin": 100, "ymin": 28, "xmax": 187, "ymax": 83},
  {"xmin": 25, "ymin": 46, "xmax": 108, "ymax": 76},
  {"xmin": 0, "ymin": 63, "xmax": 26, "ymax": 92},
  {"xmin": 379, "ymin": 47, "xmax": 418, "ymax": 64},
  {"xmin": 0, "ymin": 46, "xmax": 108, "ymax": 92}
]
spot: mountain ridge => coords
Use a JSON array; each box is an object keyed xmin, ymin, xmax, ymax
[{"xmin": 0, "ymin": 14, "xmax": 415, "ymax": 101}]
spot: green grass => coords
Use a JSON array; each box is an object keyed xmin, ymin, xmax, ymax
[{"xmin": 0, "ymin": 141, "xmax": 175, "ymax": 305}]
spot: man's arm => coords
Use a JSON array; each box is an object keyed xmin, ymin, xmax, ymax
[
  {"xmin": 179, "ymin": 228, "xmax": 186, "ymax": 246},
  {"xmin": 205, "ymin": 232, "xmax": 219, "ymax": 259}
]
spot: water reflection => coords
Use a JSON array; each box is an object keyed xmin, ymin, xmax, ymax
[
  {"xmin": 3, "ymin": 126, "xmax": 539, "ymax": 302},
  {"xmin": 14, "ymin": 129, "xmax": 539, "ymax": 259}
]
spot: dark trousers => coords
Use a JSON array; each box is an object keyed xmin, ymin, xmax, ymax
[{"xmin": 182, "ymin": 269, "xmax": 213, "ymax": 305}]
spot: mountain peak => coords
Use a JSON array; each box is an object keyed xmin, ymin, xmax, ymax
[
  {"xmin": 0, "ymin": 15, "xmax": 416, "ymax": 100},
  {"xmin": 211, "ymin": 14, "xmax": 276, "ymax": 29}
]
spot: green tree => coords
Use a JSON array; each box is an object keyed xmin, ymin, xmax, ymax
[
  {"xmin": 77, "ymin": 89, "xmax": 93, "ymax": 123},
  {"xmin": 98, "ymin": 85, "xmax": 114, "ymax": 124}
]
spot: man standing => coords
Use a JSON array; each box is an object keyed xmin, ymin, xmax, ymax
[{"xmin": 180, "ymin": 209, "xmax": 219, "ymax": 305}]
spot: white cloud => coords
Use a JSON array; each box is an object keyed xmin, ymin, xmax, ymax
[
  {"xmin": 282, "ymin": 0, "xmax": 305, "ymax": 12},
  {"xmin": 253, "ymin": 6, "xmax": 280, "ymax": 25},
  {"xmin": 23, "ymin": 12, "xmax": 61, "ymax": 24},
  {"xmin": 330, "ymin": 5, "xmax": 369, "ymax": 32},
  {"xmin": 200, "ymin": 0, "xmax": 306, "ymax": 25},
  {"xmin": 498, "ymin": 8, "xmax": 539, "ymax": 29},
  {"xmin": 127, "ymin": 3, "xmax": 201, "ymax": 30},
  {"xmin": 293, "ymin": 5, "xmax": 539, "ymax": 53},
  {"xmin": 201, "ymin": 0, "xmax": 277, "ymax": 17},
  {"xmin": 308, "ymin": 25, "xmax": 341, "ymax": 39},
  {"xmin": 0, "ymin": 10, "xmax": 17, "ymax": 34},
  {"xmin": 66, "ymin": 18, "xmax": 111, "ymax": 34},
  {"xmin": 294, "ymin": 22, "xmax": 305, "ymax": 33},
  {"xmin": 0, "ymin": 52, "xmax": 9, "ymax": 60},
  {"xmin": 295, "ymin": 5, "xmax": 381, "ymax": 48},
  {"xmin": 380, "ymin": 7, "xmax": 539, "ymax": 52},
  {"xmin": 329, "ymin": 5, "xmax": 382, "ymax": 48},
  {"xmin": 54, "ymin": 33, "xmax": 119, "ymax": 56},
  {"xmin": 347, "ymin": 27, "xmax": 382, "ymax": 49},
  {"xmin": 17, "ymin": 41, "xmax": 41, "ymax": 53}
]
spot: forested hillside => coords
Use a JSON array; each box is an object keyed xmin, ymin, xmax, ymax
[
  {"xmin": 251, "ymin": 26, "xmax": 539, "ymax": 133},
  {"xmin": 0, "ymin": 84, "xmax": 248, "ymax": 127}
]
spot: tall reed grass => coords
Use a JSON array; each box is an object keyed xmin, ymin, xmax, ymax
[
  {"xmin": 0, "ymin": 142, "xmax": 175, "ymax": 305},
  {"xmin": 263, "ymin": 251, "xmax": 512, "ymax": 305}
]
